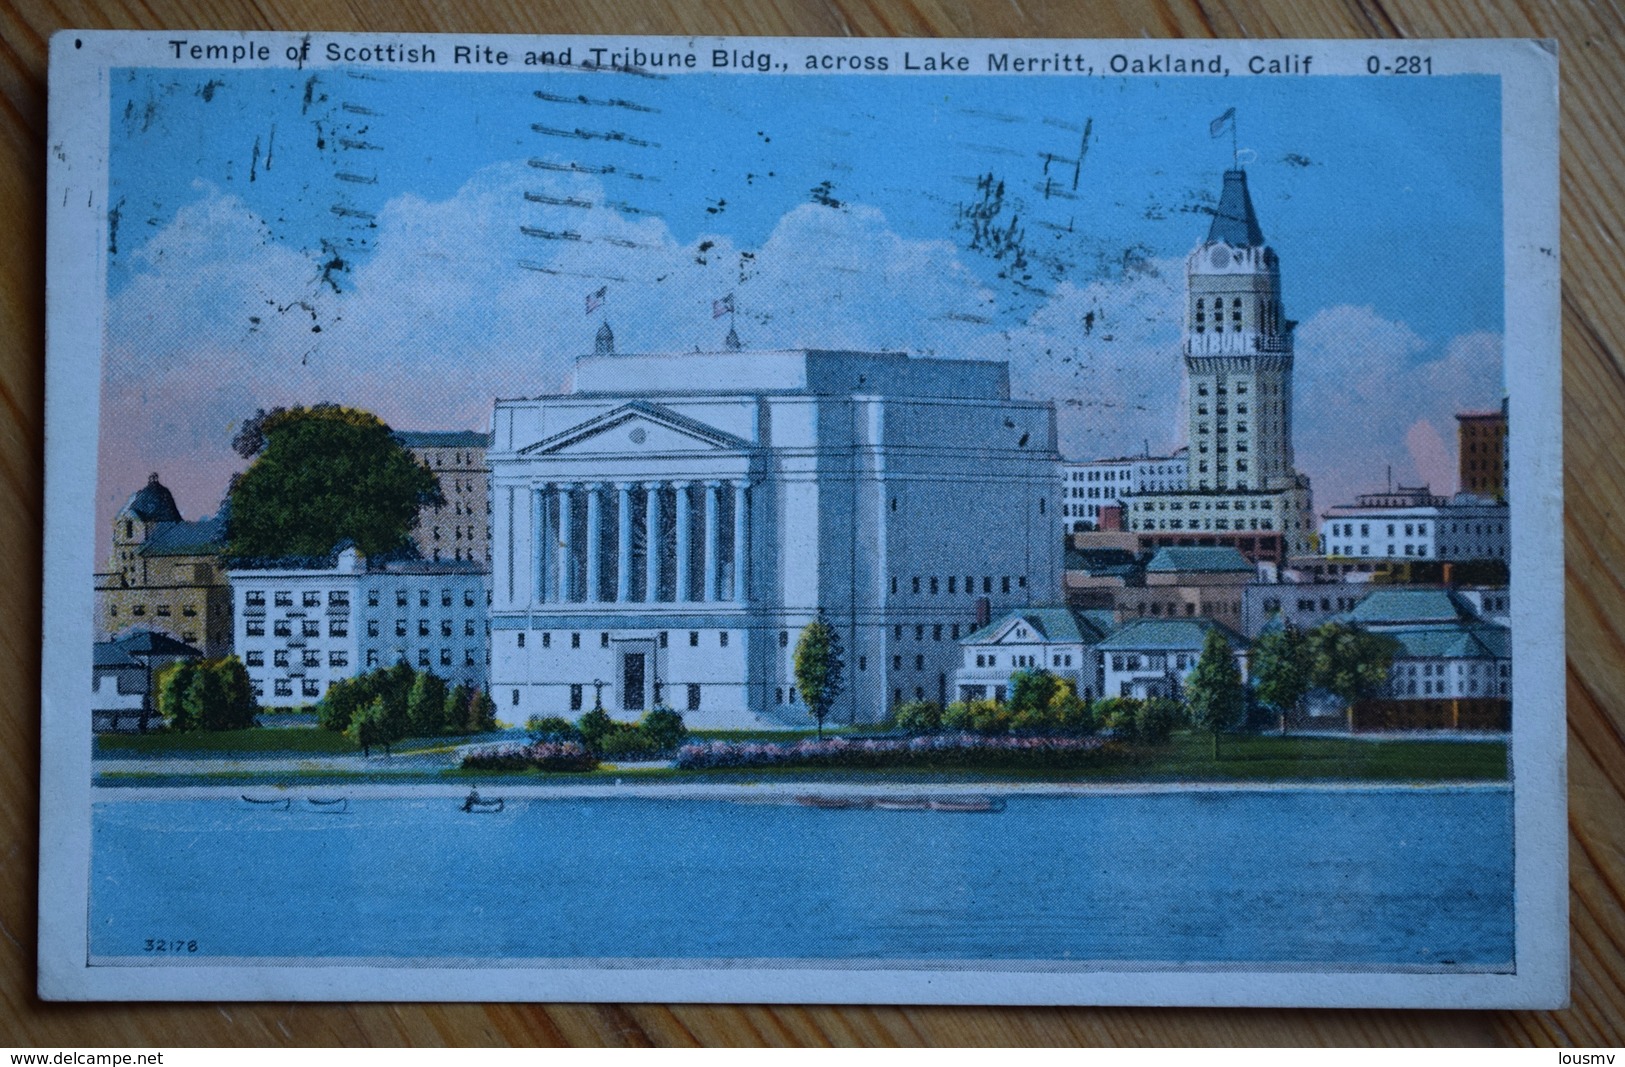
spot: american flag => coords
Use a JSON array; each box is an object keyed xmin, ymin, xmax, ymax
[
  {"xmin": 712, "ymin": 293, "xmax": 734, "ymax": 319},
  {"xmin": 585, "ymin": 285, "xmax": 607, "ymax": 314},
  {"xmin": 1210, "ymin": 108, "xmax": 1236, "ymax": 138}
]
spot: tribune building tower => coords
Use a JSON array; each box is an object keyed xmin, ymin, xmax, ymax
[{"xmin": 1125, "ymin": 169, "xmax": 1315, "ymax": 563}]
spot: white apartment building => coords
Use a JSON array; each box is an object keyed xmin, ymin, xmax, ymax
[
  {"xmin": 1061, "ymin": 450, "xmax": 1188, "ymax": 531},
  {"xmin": 952, "ymin": 606, "xmax": 1113, "ymax": 703},
  {"xmin": 1320, "ymin": 487, "xmax": 1510, "ymax": 563},
  {"xmin": 229, "ymin": 545, "xmax": 488, "ymax": 706}
]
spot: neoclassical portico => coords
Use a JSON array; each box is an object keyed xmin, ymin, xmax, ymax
[{"xmin": 531, "ymin": 478, "xmax": 751, "ymax": 605}]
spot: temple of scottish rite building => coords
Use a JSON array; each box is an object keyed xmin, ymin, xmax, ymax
[{"xmin": 487, "ymin": 325, "xmax": 1064, "ymax": 728}]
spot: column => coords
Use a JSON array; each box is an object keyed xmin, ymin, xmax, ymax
[
  {"xmin": 644, "ymin": 482, "xmax": 662, "ymax": 602},
  {"xmin": 585, "ymin": 484, "xmax": 603, "ymax": 602},
  {"xmin": 533, "ymin": 487, "xmax": 548, "ymax": 604},
  {"xmin": 556, "ymin": 484, "xmax": 574, "ymax": 603},
  {"xmin": 615, "ymin": 483, "xmax": 633, "ymax": 602},
  {"xmin": 674, "ymin": 481, "xmax": 692, "ymax": 603},
  {"xmin": 703, "ymin": 482, "xmax": 721, "ymax": 602},
  {"xmin": 732, "ymin": 481, "xmax": 749, "ymax": 603}
]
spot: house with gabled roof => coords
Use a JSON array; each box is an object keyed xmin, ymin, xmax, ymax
[
  {"xmin": 1335, "ymin": 588, "xmax": 1511, "ymax": 731},
  {"xmin": 1095, "ymin": 617, "xmax": 1248, "ymax": 701},
  {"xmin": 952, "ymin": 606, "xmax": 1115, "ymax": 703}
]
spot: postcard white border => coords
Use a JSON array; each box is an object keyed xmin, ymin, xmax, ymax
[{"xmin": 40, "ymin": 31, "xmax": 1564, "ymax": 1007}]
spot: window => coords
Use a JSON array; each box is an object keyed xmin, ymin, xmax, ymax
[
  {"xmin": 539, "ymin": 632, "xmax": 547, "ymax": 648},
  {"xmin": 689, "ymin": 631, "xmax": 700, "ymax": 647},
  {"xmin": 915, "ymin": 654, "xmax": 925, "ymax": 670},
  {"xmin": 441, "ymin": 619, "xmax": 453, "ymax": 637},
  {"xmin": 947, "ymin": 576, "xmax": 957, "ymax": 595},
  {"xmin": 1002, "ymin": 576, "xmax": 1011, "ymax": 594},
  {"xmin": 419, "ymin": 590, "xmax": 430, "ymax": 607},
  {"xmin": 418, "ymin": 620, "xmax": 430, "ymax": 637},
  {"xmin": 892, "ymin": 655, "xmax": 902, "ymax": 670},
  {"xmin": 933, "ymin": 624, "xmax": 943, "ymax": 641},
  {"xmin": 367, "ymin": 590, "xmax": 380, "ymax": 607},
  {"xmin": 912, "ymin": 577, "xmax": 921, "ymax": 594},
  {"xmin": 303, "ymin": 679, "xmax": 321, "ymax": 698},
  {"xmin": 570, "ymin": 684, "xmax": 584, "ymax": 711},
  {"xmin": 275, "ymin": 591, "xmax": 293, "ymax": 607},
  {"xmin": 775, "ymin": 687, "xmax": 784, "ymax": 705},
  {"xmin": 302, "ymin": 620, "xmax": 320, "ymax": 638},
  {"xmin": 890, "ymin": 576, "xmax": 898, "ymax": 595},
  {"xmin": 720, "ymin": 631, "xmax": 730, "ymax": 648},
  {"xmin": 247, "ymin": 620, "xmax": 265, "ymax": 637},
  {"xmin": 329, "ymin": 651, "xmax": 347, "ymax": 668},
  {"xmin": 779, "ymin": 630, "xmax": 789, "ymax": 648},
  {"xmin": 571, "ymin": 632, "xmax": 581, "ymax": 649},
  {"xmin": 303, "ymin": 591, "xmax": 321, "ymax": 608},
  {"xmin": 329, "ymin": 590, "xmax": 348, "ymax": 607},
  {"xmin": 915, "ymin": 625, "xmax": 925, "ymax": 640},
  {"xmin": 396, "ymin": 619, "xmax": 407, "ymax": 638},
  {"xmin": 367, "ymin": 650, "xmax": 379, "ymax": 667},
  {"xmin": 330, "ymin": 620, "xmax": 348, "ymax": 637},
  {"xmin": 274, "ymin": 679, "xmax": 293, "ymax": 697},
  {"xmin": 246, "ymin": 651, "xmax": 264, "ymax": 667},
  {"xmin": 467, "ymin": 620, "xmax": 477, "ymax": 637},
  {"xmin": 441, "ymin": 648, "xmax": 452, "ymax": 667},
  {"xmin": 659, "ymin": 632, "xmax": 668, "ymax": 649},
  {"xmin": 274, "ymin": 650, "xmax": 290, "ymax": 668},
  {"xmin": 303, "ymin": 650, "xmax": 321, "ymax": 668},
  {"xmin": 929, "ymin": 577, "xmax": 939, "ymax": 595},
  {"xmin": 246, "ymin": 591, "xmax": 266, "ymax": 608},
  {"xmin": 274, "ymin": 620, "xmax": 292, "ymax": 637},
  {"xmin": 418, "ymin": 650, "xmax": 430, "ymax": 667},
  {"xmin": 512, "ymin": 689, "xmax": 520, "ymax": 706},
  {"xmin": 397, "ymin": 590, "xmax": 408, "ymax": 607},
  {"xmin": 465, "ymin": 590, "xmax": 476, "ymax": 607},
  {"xmin": 687, "ymin": 683, "xmax": 702, "ymax": 711},
  {"xmin": 442, "ymin": 589, "xmax": 452, "ymax": 607},
  {"xmin": 858, "ymin": 655, "xmax": 866, "ymax": 671}
]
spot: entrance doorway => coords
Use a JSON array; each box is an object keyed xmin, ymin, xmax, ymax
[{"xmin": 622, "ymin": 652, "xmax": 645, "ymax": 711}]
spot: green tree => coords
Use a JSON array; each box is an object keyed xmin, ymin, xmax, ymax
[
  {"xmin": 1135, "ymin": 697, "xmax": 1184, "ymax": 745},
  {"xmin": 466, "ymin": 688, "xmax": 498, "ymax": 733},
  {"xmin": 406, "ymin": 671, "xmax": 448, "ymax": 738},
  {"xmin": 1251, "ymin": 625, "xmax": 1313, "ymax": 733},
  {"xmin": 227, "ymin": 404, "xmax": 442, "ymax": 559},
  {"xmin": 891, "ymin": 700, "xmax": 942, "ymax": 733},
  {"xmin": 203, "ymin": 656, "xmax": 258, "ymax": 731},
  {"xmin": 444, "ymin": 684, "xmax": 473, "ymax": 734},
  {"xmin": 1008, "ymin": 668, "xmax": 1062, "ymax": 721},
  {"xmin": 576, "ymin": 707, "xmax": 615, "ymax": 752},
  {"xmin": 1185, "ymin": 628, "xmax": 1244, "ymax": 759},
  {"xmin": 639, "ymin": 707, "xmax": 688, "ymax": 753},
  {"xmin": 1094, "ymin": 696, "xmax": 1142, "ymax": 740},
  {"xmin": 793, "ymin": 613, "xmax": 845, "ymax": 737},
  {"xmin": 1307, "ymin": 622, "xmax": 1403, "ymax": 713},
  {"xmin": 155, "ymin": 659, "xmax": 198, "ymax": 729},
  {"xmin": 1047, "ymin": 679, "xmax": 1094, "ymax": 735},
  {"xmin": 347, "ymin": 697, "xmax": 387, "ymax": 758}
]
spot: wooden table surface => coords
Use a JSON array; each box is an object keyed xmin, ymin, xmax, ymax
[{"xmin": 1, "ymin": 0, "xmax": 1620, "ymax": 1047}]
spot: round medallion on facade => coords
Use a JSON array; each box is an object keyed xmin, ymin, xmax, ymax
[
  {"xmin": 1209, "ymin": 246, "xmax": 1231, "ymax": 269},
  {"xmin": 629, "ymin": 427, "xmax": 647, "ymax": 444}
]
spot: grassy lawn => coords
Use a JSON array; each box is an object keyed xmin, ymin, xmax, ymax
[
  {"xmin": 1105, "ymin": 732, "xmax": 1508, "ymax": 782},
  {"xmin": 97, "ymin": 726, "xmax": 358, "ymax": 756}
]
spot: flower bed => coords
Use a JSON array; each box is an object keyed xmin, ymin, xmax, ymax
[
  {"xmin": 675, "ymin": 732, "xmax": 1110, "ymax": 771},
  {"xmin": 460, "ymin": 740, "xmax": 598, "ymax": 773}
]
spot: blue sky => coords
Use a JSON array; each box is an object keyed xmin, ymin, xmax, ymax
[{"xmin": 100, "ymin": 63, "xmax": 1505, "ymax": 538}]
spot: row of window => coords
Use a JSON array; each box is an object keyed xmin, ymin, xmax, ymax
[
  {"xmin": 515, "ymin": 630, "xmax": 730, "ymax": 650},
  {"xmin": 1132, "ymin": 600, "xmax": 1239, "ymax": 619},
  {"xmin": 107, "ymin": 603, "xmax": 200, "ymax": 618},
  {"xmin": 972, "ymin": 651, "xmax": 1076, "ymax": 669},
  {"xmin": 1135, "ymin": 517, "xmax": 1275, "ymax": 532},
  {"xmin": 891, "ymin": 575, "xmax": 1027, "ymax": 597},
  {"xmin": 1110, "ymin": 653, "xmax": 1197, "ymax": 672}
]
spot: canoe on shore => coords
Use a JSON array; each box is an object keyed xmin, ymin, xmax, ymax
[
  {"xmin": 307, "ymin": 797, "xmax": 348, "ymax": 812},
  {"xmin": 241, "ymin": 795, "xmax": 290, "ymax": 810}
]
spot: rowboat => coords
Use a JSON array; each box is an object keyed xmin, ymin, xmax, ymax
[
  {"xmin": 795, "ymin": 794, "xmax": 874, "ymax": 810},
  {"xmin": 241, "ymin": 795, "xmax": 290, "ymax": 810},
  {"xmin": 872, "ymin": 796, "xmax": 931, "ymax": 811},
  {"xmin": 461, "ymin": 790, "xmax": 505, "ymax": 813},
  {"xmin": 307, "ymin": 797, "xmax": 348, "ymax": 813}
]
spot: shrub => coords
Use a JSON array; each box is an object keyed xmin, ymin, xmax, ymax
[
  {"xmin": 526, "ymin": 715, "xmax": 578, "ymax": 741},
  {"xmin": 160, "ymin": 656, "xmax": 257, "ymax": 732},
  {"xmin": 891, "ymin": 700, "xmax": 942, "ymax": 733},
  {"xmin": 461, "ymin": 740, "xmax": 597, "ymax": 773},
  {"xmin": 575, "ymin": 707, "xmax": 615, "ymax": 750},
  {"xmin": 1135, "ymin": 697, "xmax": 1185, "ymax": 745},
  {"xmin": 639, "ymin": 707, "xmax": 689, "ymax": 753},
  {"xmin": 1094, "ymin": 696, "xmax": 1143, "ymax": 740},
  {"xmin": 675, "ymin": 732, "xmax": 1110, "ymax": 771}
]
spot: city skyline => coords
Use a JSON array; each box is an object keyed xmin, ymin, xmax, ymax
[{"xmin": 100, "ymin": 66, "xmax": 1505, "ymax": 550}]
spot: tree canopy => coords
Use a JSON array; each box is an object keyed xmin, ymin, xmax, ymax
[
  {"xmin": 1186, "ymin": 628, "xmax": 1244, "ymax": 758},
  {"xmin": 1251, "ymin": 624, "xmax": 1314, "ymax": 725},
  {"xmin": 1307, "ymin": 622, "xmax": 1402, "ymax": 708},
  {"xmin": 793, "ymin": 614, "xmax": 845, "ymax": 736},
  {"xmin": 227, "ymin": 404, "xmax": 441, "ymax": 559}
]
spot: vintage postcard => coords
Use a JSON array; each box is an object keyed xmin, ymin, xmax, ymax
[{"xmin": 40, "ymin": 33, "xmax": 1563, "ymax": 1006}]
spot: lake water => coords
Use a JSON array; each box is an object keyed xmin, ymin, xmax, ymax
[{"xmin": 91, "ymin": 788, "xmax": 1513, "ymax": 967}]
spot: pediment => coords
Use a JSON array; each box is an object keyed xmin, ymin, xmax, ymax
[{"xmin": 519, "ymin": 401, "xmax": 749, "ymax": 458}]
